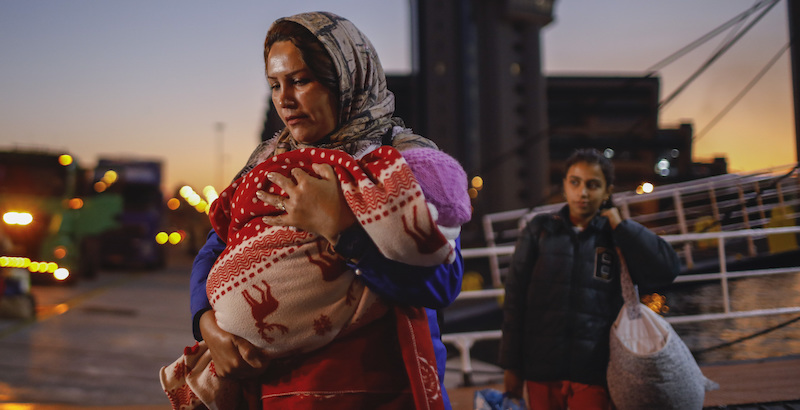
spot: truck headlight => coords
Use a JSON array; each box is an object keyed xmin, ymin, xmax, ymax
[{"xmin": 3, "ymin": 211, "xmax": 33, "ymax": 226}]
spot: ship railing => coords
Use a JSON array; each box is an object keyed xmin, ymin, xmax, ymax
[
  {"xmin": 443, "ymin": 225, "xmax": 800, "ymax": 386},
  {"xmin": 480, "ymin": 164, "xmax": 800, "ymax": 289}
]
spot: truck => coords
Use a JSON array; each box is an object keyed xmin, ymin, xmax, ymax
[
  {"xmin": 0, "ymin": 150, "xmax": 165, "ymax": 287},
  {"xmin": 92, "ymin": 157, "xmax": 165, "ymax": 270}
]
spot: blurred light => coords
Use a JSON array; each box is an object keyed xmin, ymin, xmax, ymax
[
  {"xmin": 181, "ymin": 186, "xmax": 210, "ymax": 212},
  {"xmin": 53, "ymin": 302, "xmax": 69, "ymax": 312},
  {"xmin": 642, "ymin": 182, "xmax": 654, "ymax": 193},
  {"xmin": 54, "ymin": 246, "xmax": 67, "ymax": 259},
  {"xmin": 3, "ymin": 211, "xmax": 33, "ymax": 226},
  {"xmin": 203, "ymin": 186, "xmax": 219, "ymax": 205},
  {"xmin": 187, "ymin": 193, "xmax": 201, "ymax": 207},
  {"xmin": 642, "ymin": 293, "xmax": 669, "ymax": 314},
  {"xmin": 195, "ymin": 200, "xmax": 208, "ymax": 213},
  {"xmin": 179, "ymin": 185, "xmax": 194, "ymax": 198},
  {"xmin": 102, "ymin": 170, "xmax": 118, "ymax": 185},
  {"xmin": 655, "ymin": 158, "xmax": 671, "ymax": 177},
  {"xmin": 58, "ymin": 154, "xmax": 73, "ymax": 166},
  {"xmin": 94, "ymin": 181, "xmax": 107, "ymax": 193},
  {"xmin": 155, "ymin": 232, "xmax": 169, "ymax": 244},
  {"xmin": 468, "ymin": 187, "xmax": 478, "ymax": 199},
  {"xmin": 1, "ymin": 256, "xmax": 39, "ymax": 268},
  {"xmin": 168, "ymin": 232, "xmax": 182, "ymax": 245},
  {"xmin": 24, "ymin": 257, "xmax": 59, "ymax": 273},
  {"xmin": 167, "ymin": 198, "xmax": 181, "ymax": 210},
  {"xmin": 670, "ymin": 149, "xmax": 680, "ymax": 158},
  {"xmin": 68, "ymin": 198, "xmax": 84, "ymax": 209},
  {"xmin": 603, "ymin": 148, "xmax": 615, "ymax": 159},
  {"xmin": 471, "ymin": 176, "xmax": 484, "ymax": 190}
]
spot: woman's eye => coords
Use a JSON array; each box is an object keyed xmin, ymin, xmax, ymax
[{"xmin": 269, "ymin": 83, "xmax": 280, "ymax": 90}]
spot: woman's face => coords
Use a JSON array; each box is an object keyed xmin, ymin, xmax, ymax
[
  {"xmin": 563, "ymin": 161, "xmax": 611, "ymax": 226},
  {"xmin": 267, "ymin": 41, "xmax": 338, "ymax": 144}
]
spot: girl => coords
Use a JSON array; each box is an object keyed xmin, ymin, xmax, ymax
[{"xmin": 499, "ymin": 148, "xmax": 680, "ymax": 410}]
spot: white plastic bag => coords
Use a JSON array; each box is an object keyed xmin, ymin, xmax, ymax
[
  {"xmin": 606, "ymin": 249, "xmax": 718, "ymax": 410},
  {"xmin": 613, "ymin": 300, "xmax": 670, "ymax": 355}
]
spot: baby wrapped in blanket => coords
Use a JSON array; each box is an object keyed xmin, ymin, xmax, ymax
[{"xmin": 161, "ymin": 145, "xmax": 470, "ymax": 409}]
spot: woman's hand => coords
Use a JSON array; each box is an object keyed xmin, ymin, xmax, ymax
[
  {"xmin": 504, "ymin": 369, "xmax": 524, "ymax": 398},
  {"xmin": 198, "ymin": 310, "xmax": 268, "ymax": 379},
  {"xmin": 600, "ymin": 207, "xmax": 623, "ymax": 230},
  {"xmin": 257, "ymin": 163, "xmax": 356, "ymax": 244}
]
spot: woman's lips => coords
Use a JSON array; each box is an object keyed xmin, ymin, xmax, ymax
[{"xmin": 285, "ymin": 115, "xmax": 306, "ymax": 125}]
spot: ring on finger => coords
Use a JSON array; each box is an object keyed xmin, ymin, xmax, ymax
[{"xmin": 276, "ymin": 198, "xmax": 286, "ymax": 211}]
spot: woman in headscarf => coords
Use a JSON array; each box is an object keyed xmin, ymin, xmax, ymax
[{"xmin": 161, "ymin": 11, "xmax": 471, "ymax": 410}]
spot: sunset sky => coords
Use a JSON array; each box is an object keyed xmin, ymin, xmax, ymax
[{"xmin": 0, "ymin": 0, "xmax": 794, "ymax": 194}]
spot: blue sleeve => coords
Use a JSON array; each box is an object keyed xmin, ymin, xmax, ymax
[
  {"xmin": 349, "ymin": 236, "xmax": 464, "ymax": 309},
  {"xmin": 190, "ymin": 229, "xmax": 225, "ymax": 341}
]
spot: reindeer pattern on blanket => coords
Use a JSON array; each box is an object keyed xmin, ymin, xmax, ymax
[{"xmin": 206, "ymin": 145, "xmax": 454, "ymax": 356}]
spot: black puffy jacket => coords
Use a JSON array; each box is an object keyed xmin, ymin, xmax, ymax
[{"xmin": 498, "ymin": 205, "xmax": 680, "ymax": 386}]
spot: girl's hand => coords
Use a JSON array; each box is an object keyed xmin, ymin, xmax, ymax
[
  {"xmin": 257, "ymin": 163, "xmax": 356, "ymax": 245},
  {"xmin": 600, "ymin": 207, "xmax": 623, "ymax": 229}
]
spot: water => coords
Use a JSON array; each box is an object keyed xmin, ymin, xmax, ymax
[
  {"xmin": 662, "ymin": 272, "xmax": 800, "ymax": 364},
  {"xmin": 441, "ymin": 272, "xmax": 800, "ymax": 368}
]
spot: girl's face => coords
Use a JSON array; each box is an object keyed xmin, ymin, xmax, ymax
[
  {"xmin": 563, "ymin": 161, "xmax": 611, "ymax": 227},
  {"xmin": 267, "ymin": 41, "xmax": 338, "ymax": 144}
]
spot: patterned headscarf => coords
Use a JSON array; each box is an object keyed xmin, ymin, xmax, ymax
[{"xmin": 239, "ymin": 12, "xmax": 408, "ymax": 177}]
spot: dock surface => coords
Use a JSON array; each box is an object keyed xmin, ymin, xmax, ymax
[
  {"xmin": 1, "ymin": 257, "xmax": 798, "ymax": 409},
  {"xmin": 444, "ymin": 355, "xmax": 800, "ymax": 409}
]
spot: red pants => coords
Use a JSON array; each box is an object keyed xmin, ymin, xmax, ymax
[{"xmin": 526, "ymin": 380, "xmax": 612, "ymax": 410}]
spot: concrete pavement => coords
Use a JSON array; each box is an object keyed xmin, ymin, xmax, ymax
[
  {"xmin": 2, "ymin": 253, "xmax": 799, "ymax": 409},
  {"xmin": 0, "ymin": 255, "xmax": 194, "ymax": 408}
]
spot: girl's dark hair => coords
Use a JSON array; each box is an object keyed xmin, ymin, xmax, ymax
[
  {"xmin": 564, "ymin": 148, "xmax": 615, "ymax": 187},
  {"xmin": 264, "ymin": 21, "xmax": 339, "ymax": 100},
  {"xmin": 565, "ymin": 149, "xmax": 615, "ymax": 208}
]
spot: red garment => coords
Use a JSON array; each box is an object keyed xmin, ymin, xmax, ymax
[
  {"xmin": 526, "ymin": 380, "xmax": 612, "ymax": 410},
  {"xmin": 256, "ymin": 306, "xmax": 445, "ymax": 409}
]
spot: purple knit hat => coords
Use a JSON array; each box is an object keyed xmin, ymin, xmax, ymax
[{"xmin": 402, "ymin": 148, "xmax": 471, "ymax": 227}]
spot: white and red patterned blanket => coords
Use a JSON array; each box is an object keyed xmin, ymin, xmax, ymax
[{"xmin": 161, "ymin": 146, "xmax": 454, "ymax": 409}]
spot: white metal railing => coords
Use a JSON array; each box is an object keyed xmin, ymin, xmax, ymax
[
  {"xmin": 480, "ymin": 164, "xmax": 800, "ymax": 289},
  {"xmin": 443, "ymin": 226, "xmax": 800, "ymax": 385}
]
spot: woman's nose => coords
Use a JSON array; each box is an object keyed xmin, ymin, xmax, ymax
[{"xmin": 277, "ymin": 89, "xmax": 296, "ymax": 108}]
